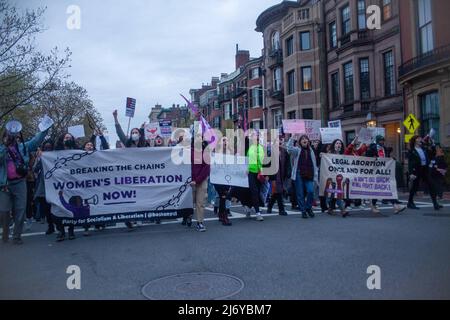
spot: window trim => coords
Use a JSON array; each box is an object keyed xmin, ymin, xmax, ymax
[
  {"xmin": 287, "ymin": 69, "xmax": 296, "ymax": 95},
  {"xmin": 301, "ymin": 66, "xmax": 312, "ymax": 92},
  {"xmin": 359, "ymin": 57, "xmax": 370, "ymax": 101},
  {"xmin": 383, "ymin": 50, "xmax": 395, "ymax": 96},
  {"xmin": 343, "ymin": 61, "xmax": 354, "ymax": 103},
  {"xmin": 286, "ymin": 35, "xmax": 294, "ymax": 57},
  {"xmin": 330, "ymin": 71, "xmax": 340, "ymax": 109},
  {"xmin": 329, "ymin": 21, "xmax": 337, "ymax": 49},
  {"xmin": 300, "ymin": 31, "xmax": 311, "ymax": 51},
  {"xmin": 341, "ymin": 4, "xmax": 351, "ymax": 36}
]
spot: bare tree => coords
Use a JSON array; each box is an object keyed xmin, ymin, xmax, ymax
[{"xmin": 0, "ymin": 0, "xmax": 71, "ymax": 120}]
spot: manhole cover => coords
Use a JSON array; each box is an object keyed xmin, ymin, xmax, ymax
[
  {"xmin": 424, "ymin": 213, "xmax": 450, "ymax": 218},
  {"xmin": 142, "ymin": 273, "xmax": 244, "ymax": 300}
]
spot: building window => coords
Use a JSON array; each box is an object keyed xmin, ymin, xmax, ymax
[
  {"xmin": 298, "ymin": 8, "xmax": 310, "ymax": 21},
  {"xmin": 286, "ymin": 36, "xmax": 294, "ymax": 56},
  {"xmin": 288, "ymin": 111, "xmax": 296, "ymax": 119},
  {"xmin": 274, "ymin": 67, "xmax": 282, "ymax": 91},
  {"xmin": 302, "ymin": 108, "xmax": 313, "ymax": 120},
  {"xmin": 329, "ymin": 21, "xmax": 337, "ymax": 48},
  {"xmin": 287, "ymin": 70, "xmax": 295, "ymax": 95},
  {"xmin": 343, "ymin": 62, "xmax": 354, "ymax": 103},
  {"xmin": 224, "ymin": 103, "xmax": 232, "ymax": 120},
  {"xmin": 341, "ymin": 5, "xmax": 351, "ymax": 36},
  {"xmin": 213, "ymin": 116, "xmax": 221, "ymax": 128},
  {"xmin": 273, "ymin": 109, "xmax": 283, "ymax": 129},
  {"xmin": 301, "ymin": 66, "xmax": 312, "ymax": 91},
  {"xmin": 382, "ymin": 0, "xmax": 392, "ymax": 21},
  {"xmin": 418, "ymin": 0, "xmax": 433, "ymax": 54},
  {"xmin": 250, "ymin": 68, "xmax": 260, "ymax": 80},
  {"xmin": 272, "ymin": 31, "xmax": 280, "ymax": 50},
  {"xmin": 300, "ymin": 31, "xmax": 311, "ymax": 50},
  {"xmin": 358, "ymin": 0, "xmax": 366, "ymax": 30},
  {"xmin": 345, "ymin": 131, "xmax": 356, "ymax": 146},
  {"xmin": 252, "ymin": 87, "xmax": 262, "ymax": 108},
  {"xmin": 420, "ymin": 92, "xmax": 440, "ymax": 143},
  {"xmin": 383, "ymin": 50, "xmax": 395, "ymax": 96},
  {"xmin": 359, "ymin": 58, "xmax": 370, "ymax": 100},
  {"xmin": 331, "ymin": 72, "xmax": 340, "ymax": 109},
  {"xmin": 251, "ymin": 120, "xmax": 261, "ymax": 130}
]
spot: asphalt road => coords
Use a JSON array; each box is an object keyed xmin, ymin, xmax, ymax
[{"xmin": 1, "ymin": 196, "xmax": 450, "ymax": 300}]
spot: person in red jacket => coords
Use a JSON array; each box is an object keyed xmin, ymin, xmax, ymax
[{"xmin": 344, "ymin": 135, "xmax": 368, "ymax": 156}]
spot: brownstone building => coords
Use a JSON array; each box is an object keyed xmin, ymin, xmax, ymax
[
  {"xmin": 325, "ymin": 0, "xmax": 403, "ymax": 159},
  {"xmin": 399, "ymin": 0, "xmax": 450, "ymax": 148},
  {"xmin": 256, "ymin": 0, "xmax": 325, "ymax": 130}
]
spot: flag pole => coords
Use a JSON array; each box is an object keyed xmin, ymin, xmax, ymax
[{"xmin": 126, "ymin": 117, "xmax": 131, "ymax": 137}]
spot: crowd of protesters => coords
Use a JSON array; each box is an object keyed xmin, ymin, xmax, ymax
[{"xmin": 0, "ymin": 110, "xmax": 448, "ymax": 245}]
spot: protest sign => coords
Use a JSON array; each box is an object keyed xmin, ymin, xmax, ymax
[
  {"xmin": 282, "ymin": 120, "xmax": 305, "ymax": 134},
  {"xmin": 210, "ymin": 154, "xmax": 249, "ymax": 188},
  {"xmin": 68, "ymin": 125, "xmax": 85, "ymax": 138},
  {"xmin": 159, "ymin": 120, "xmax": 172, "ymax": 138},
  {"xmin": 125, "ymin": 97, "xmax": 136, "ymax": 118},
  {"xmin": 38, "ymin": 115, "xmax": 54, "ymax": 132},
  {"xmin": 319, "ymin": 154, "xmax": 398, "ymax": 200},
  {"xmin": 145, "ymin": 122, "xmax": 161, "ymax": 139},
  {"xmin": 358, "ymin": 127, "xmax": 386, "ymax": 145},
  {"xmin": 304, "ymin": 120, "xmax": 321, "ymax": 140},
  {"xmin": 41, "ymin": 147, "xmax": 193, "ymax": 226},
  {"xmin": 328, "ymin": 120, "xmax": 341, "ymax": 128},
  {"xmin": 320, "ymin": 127, "xmax": 343, "ymax": 144}
]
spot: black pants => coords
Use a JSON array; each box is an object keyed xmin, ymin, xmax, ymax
[
  {"xmin": 290, "ymin": 181, "xmax": 298, "ymax": 208},
  {"xmin": 408, "ymin": 166, "xmax": 437, "ymax": 204},
  {"xmin": 248, "ymin": 172, "xmax": 261, "ymax": 213},
  {"xmin": 54, "ymin": 217, "xmax": 74, "ymax": 235},
  {"xmin": 268, "ymin": 193, "xmax": 285, "ymax": 212},
  {"xmin": 26, "ymin": 181, "xmax": 36, "ymax": 219},
  {"xmin": 37, "ymin": 197, "xmax": 54, "ymax": 231}
]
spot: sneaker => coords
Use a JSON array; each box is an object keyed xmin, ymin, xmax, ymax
[
  {"xmin": 222, "ymin": 220, "xmax": 232, "ymax": 226},
  {"xmin": 125, "ymin": 221, "xmax": 134, "ymax": 229},
  {"xmin": 371, "ymin": 206, "xmax": 380, "ymax": 214},
  {"xmin": 342, "ymin": 210, "xmax": 349, "ymax": 218},
  {"xmin": 279, "ymin": 211, "xmax": 288, "ymax": 216},
  {"xmin": 196, "ymin": 222, "xmax": 206, "ymax": 232},
  {"xmin": 68, "ymin": 232, "xmax": 76, "ymax": 240},
  {"xmin": 256, "ymin": 215, "xmax": 264, "ymax": 221},
  {"xmin": 155, "ymin": 218, "xmax": 161, "ymax": 225},
  {"xmin": 307, "ymin": 209, "xmax": 315, "ymax": 218},
  {"xmin": 394, "ymin": 204, "xmax": 406, "ymax": 214},
  {"xmin": 327, "ymin": 209, "xmax": 335, "ymax": 216},
  {"xmin": 302, "ymin": 212, "xmax": 308, "ymax": 219},
  {"xmin": 181, "ymin": 217, "xmax": 187, "ymax": 226},
  {"xmin": 13, "ymin": 238, "xmax": 23, "ymax": 245}
]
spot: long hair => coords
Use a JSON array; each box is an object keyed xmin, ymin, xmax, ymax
[
  {"xmin": 330, "ymin": 139, "xmax": 345, "ymax": 155},
  {"xmin": 126, "ymin": 128, "xmax": 147, "ymax": 148},
  {"xmin": 55, "ymin": 133, "xmax": 79, "ymax": 151}
]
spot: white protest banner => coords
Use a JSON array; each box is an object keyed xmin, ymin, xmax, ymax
[
  {"xmin": 41, "ymin": 147, "xmax": 193, "ymax": 226},
  {"xmin": 358, "ymin": 127, "xmax": 386, "ymax": 145},
  {"xmin": 68, "ymin": 125, "xmax": 85, "ymax": 138},
  {"xmin": 328, "ymin": 120, "xmax": 341, "ymax": 128},
  {"xmin": 319, "ymin": 154, "xmax": 398, "ymax": 200},
  {"xmin": 145, "ymin": 122, "xmax": 161, "ymax": 139},
  {"xmin": 38, "ymin": 115, "xmax": 54, "ymax": 132},
  {"xmin": 210, "ymin": 154, "xmax": 249, "ymax": 188},
  {"xmin": 320, "ymin": 127, "xmax": 343, "ymax": 144},
  {"xmin": 282, "ymin": 120, "xmax": 306, "ymax": 134}
]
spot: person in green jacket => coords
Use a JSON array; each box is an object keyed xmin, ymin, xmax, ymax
[
  {"xmin": 247, "ymin": 130, "xmax": 265, "ymax": 221},
  {"xmin": 1, "ymin": 125, "xmax": 51, "ymax": 245}
]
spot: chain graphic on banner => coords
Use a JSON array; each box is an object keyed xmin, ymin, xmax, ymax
[
  {"xmin": 155, "ymin": 177, "xmax": 193, "ymax": 211},
  {"xmin": 45, "ymin": 151, "xmax": 96, "ymax": 179}
]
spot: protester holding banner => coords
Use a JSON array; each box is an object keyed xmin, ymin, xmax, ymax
[
  {"xmin": 0, "ymin": 124, "xmax": 51, "ymax": 245},
  {"xmin": 54, "ymin": 132, "xmax": 81, "ymax": 241},
  {"xmin": 365, "ymin": 136, "xmax": 406, "ymax": 214},
  {"xmin": 33, "ymin": 140, "xmax": 56, "ymax": 236},
  {"xmin": 267, "ymin": 136, "xmax": 288, "ymax": 216},
  {"xmin": 311, "ymin": 139, "xmax": 327, "ymax": 212},
  {"xmin": 286, "ymin": 135, "xmax": 318, "ymax": 219},
  {"xmin": 247, "ymin": 130, "xmax": 265, "ymax": 221},
  {"xmin": 407, "ymin": 135, "xmax": 440, "ymax": 211},
  {"xmin": 88, "ymin": 129, "xmax": 109, "ymax": 151},
  {"xmin": 343, "ymin": 135, "xmax": 367, "ymax": 209}
]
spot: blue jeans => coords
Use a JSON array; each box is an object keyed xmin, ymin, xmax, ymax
[{"xmin": 294, "ymin": 172, "xmax": 314, "ymax": 212}]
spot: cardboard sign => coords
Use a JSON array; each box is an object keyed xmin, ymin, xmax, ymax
[
  {"xmin": 282, "ymin": 120, "xmax": 306, "ymax": 134},
  {"xmin": 358, "ymin": 127, "xmax": 386, "ymax": 145},
  {"xmin": 320, "ymin": 127, "xmax": 343, "ymax": 144},
  {"xmin": 159, "ymin": 120, "xmax": 172, "ymax": 138},
  {"xmin": 125, "ymin": 97, "xmax": 136, "ymax": 118},
  {"xmin": 68, "ymin": 125, "xmax": 85, "ymax": 138},
  {"xmin": 328, "ymin": 120, "xmax": 342, "ymax": 128},
  {"xmin": 210, "ymin": 154, "xmax": 249, "ymax": 188}
]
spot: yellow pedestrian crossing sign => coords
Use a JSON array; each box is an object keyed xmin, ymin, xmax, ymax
[
  {"xmin": 404, "ymin": 114, "xmax": 420, "ymax": 133},
  {"xmin": 405, "ymin": 134, "xmax": 414, "ymax": 143}
]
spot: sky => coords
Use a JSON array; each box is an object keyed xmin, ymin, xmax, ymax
[{"xmin": 14, "ymin": 0, "xmax": 281, "ymax": 143}]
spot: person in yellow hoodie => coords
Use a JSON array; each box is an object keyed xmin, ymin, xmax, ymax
[{"xmin": 247, "ymin": 130, "xmax": 265, "ymax": 221}]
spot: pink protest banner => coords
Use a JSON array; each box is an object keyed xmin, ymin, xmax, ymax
[{"xmin": 282, "ymin": 120, "xmax": 306, "ymax": 134}]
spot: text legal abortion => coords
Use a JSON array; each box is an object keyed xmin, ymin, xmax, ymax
[{"xmin": 52, "ymin": 175, "xmax": 183, "ymax": 190}]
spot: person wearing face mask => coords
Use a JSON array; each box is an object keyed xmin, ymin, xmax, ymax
[
  {"xmin": 81, "ymin": 132, "xmax": 110, "ymax": 236},
  {"xmin": 33, "ymin": 140, "xmax": 56, "ymax": 235},
  {"xmin": 54, "ymin": 133, "xmax": 80, "ymax": 241},
  {"xmin": 344, "ymin": 135, "xmax": 368, "ymax": 210},
  {"xmin": 113, "ymin": 110, "xmax": 148, "ymax": 230},
  {"xmin": 287, "ymin": 134, "xmax": 318, "ymax": 219},
  {"xmin": 366, "ymin": 135, "xmax": 406, "ymax": 214},
  {"xmin": 0, "ymin": 125, "xmax": 51, "ymax": 245},
  {"xmin": 407, "ymin": 135, "xmax": 440, "ymax": 211}
]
